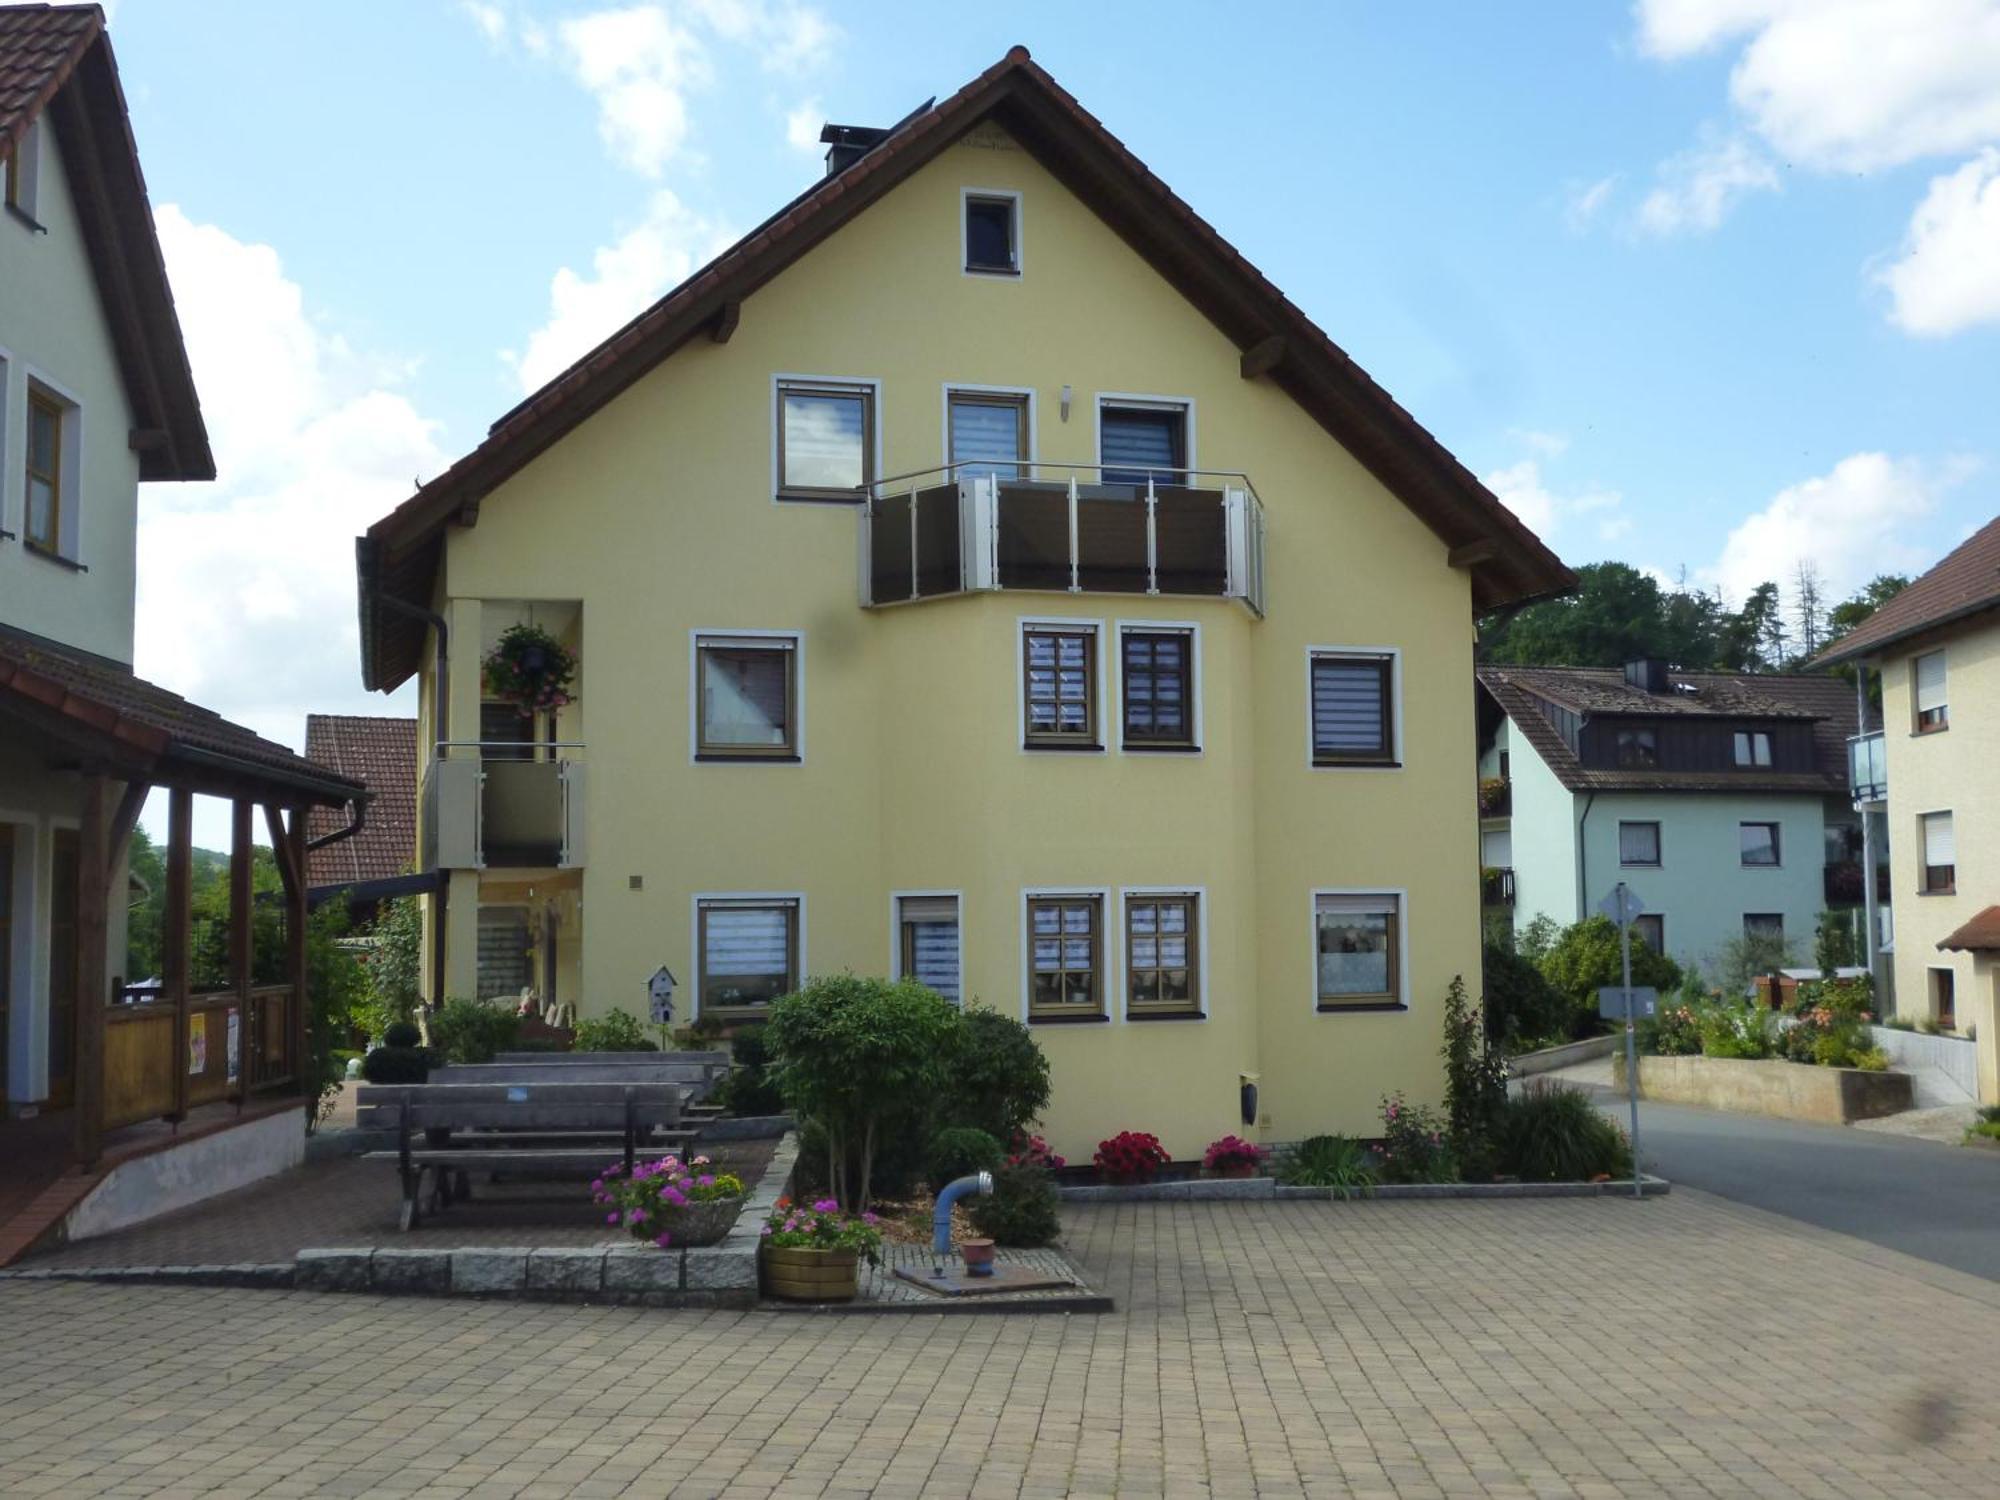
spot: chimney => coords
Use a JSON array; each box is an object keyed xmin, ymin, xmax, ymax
[
  {"xmin": 1623, "ymin": 658, "xmax": 1672, "ymax": 694},
  {"xmin": 819, "ymin": 122, "xmax": 890, "ymax": 178}
]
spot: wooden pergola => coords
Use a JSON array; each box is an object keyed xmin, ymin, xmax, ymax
[{"xmin": 1, "ymin": 631, "xmax": 366, "ymax": 1165}]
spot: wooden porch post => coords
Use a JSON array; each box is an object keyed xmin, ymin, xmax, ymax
[
  {"xmin": 71, "ymin": 775, "xmax": 110, "ymax": 1168},
  {"xmin": 287, "ymin": 810, "xmax": 309, "ymax": 1105},
  {"xmin": 229, "ymin": 799, "xmax": 253, "ymax": 1107},
  {"xmin": 164, "ymin": 787, "xmax": 193, "ymax": 1123}
]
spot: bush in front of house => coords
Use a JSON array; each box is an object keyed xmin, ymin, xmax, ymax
[
  {"xmin": 1276, "ymin": 1135, "xmax": 1378, "ymax": 1197},
  {"xmin": 927, "ymin": 1126, "xmax": 1004, "ymax": 1188},
  {"xmin": 966, "ymin": 1162, "xmax": 1062, "ymax": 1247},
  {"xmin": 573, "ymin": 1007, "xmax": 658, "ymax": 1052},
  {"xmin": 359, "ymin": 1043, "xmax": 436, "ymax": 1084},
  {"xmin": 713, "ymin": 1024, "xmax": 786, "ymax": 1116},
  {"xmin": 1494, "ymin": 1083, "xmax": 1632, "ymax": 1183},
  {"xmin": 1374, "ymin": 1093, "xmax": 1457, "ymax": 1184},
  {"xmin": 1480, "ymin": 941, "xmax": 1572, "ymax": 1050},
  {"xmin": 1092, "ymin": 1130, "xmax": 1170, "ymax": 1183},
  {"xmin": 765, "ymin": 974, "xmax": 960, "ymax": 1211},
  {"xmin": 427, "ymin": 998, "xmax": 522, "ymax": 1064},
  {"xmin": 1538, "ymin": 916, "xmax": 1683, "ymax": 1039},
  {"xmin": 1202, "ymin": 1135, "xmax": 1267, "ymax": 1176},
  {"xmin": 382, "ymin": 1020, "xmax": 421, "ymax": 1049},
  {"xmin": 937, "ymin": 1007, "xmax": 1053, "ymax": 1145}
]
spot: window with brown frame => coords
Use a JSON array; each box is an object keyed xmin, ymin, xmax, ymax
[
  {"xmin": 1126, "ymin": 893, "xmax": 1199, "ymax": 1017},
  {"xmin": 1632, "ymin": 913, "xmax": 1665, "ymax": 954},
  {"xmin": 947, "ymin": 389, "xmax": 1027, "ymax": 481},
  {"xmin": 1932, "ymin": 967, "xmax": 1956, "ymax": 1031},
  {"xmin": 963, "ymin": 194, "xmax": 1019, "ymax": 274},
  {"xmin": 1027, "ymin": 894, "xmax": 1104, "ymax": 1021},
  {"xmin": 695, "ymin": 635, "xmax": 798, "ymax": 760},
  {"xmin": 1314, "ymin": 893, "xmax": 1402, "ymax": 1010},
  {"xmin": 1121, "ymin": 628, "xmax": 1195, "ymax": 749},
  {"xmin": 1309, "ymin": 652, "xmax": 1394, "ymax": 765},
  {"xmin": 896, "ymin": 894, "xmax": 960, "ymax": 1003},
  {"xmin": 697, "ymin": 897, "xmax": 800, "ymax": 1017},
  {"xmin": 25, "ymin": 389, "xmax": 63, "ymax": 553},
  {"xmin": 1921, "ymin": 810, "xmax": 1955, "ymax": 894},
  {"xmin": 776, "ymin": 379, "xmax": 872, "ymax": 501},
  {"xmin": 1022, "ymin": 625, "xmax": 1098, "ymax": 749},
  {"xmin": 1913, "ymin": 650, "xmax": 1948, "ymax": 733}
]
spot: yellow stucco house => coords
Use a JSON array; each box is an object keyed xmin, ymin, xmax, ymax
[
  {"xmin": 353, "ymin": 49, "xmax": 1571, "ymax": 1159},
  {"xmin": 1816, "ymin": 515, "xmax": 2000, "ymax": 1105}
]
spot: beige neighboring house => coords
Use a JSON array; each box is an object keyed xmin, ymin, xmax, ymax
[{"xmin": 1814, "ymin": 515, "xmax": 2000, "ymax": 1104}]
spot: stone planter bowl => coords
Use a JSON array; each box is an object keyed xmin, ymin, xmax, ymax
[{"xmin": 659, "ymin": 1196, "xmax": 745, "ymax": 1248}]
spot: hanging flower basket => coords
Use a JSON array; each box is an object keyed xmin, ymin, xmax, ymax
[{"xmin": 483, "ymin": 623, "xmax": 577, "ymax": 717}]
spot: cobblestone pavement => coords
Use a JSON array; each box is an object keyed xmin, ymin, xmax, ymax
[
  {"xmin": 3, "ymin": 1189, "xmax": 1998, "ymax": 1498},
  {"xmin": 25, "ymin": 1139, "xmax": 780, "ymax": 1269}
]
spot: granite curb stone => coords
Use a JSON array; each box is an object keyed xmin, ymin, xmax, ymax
[
  {"xmin": 369, "ymin": 1247, "xmax": 451, "ymax": 1294},
  {"xmin": 1060, "ymin": 1174, "xmax": 1670, "ymax": 1203}
]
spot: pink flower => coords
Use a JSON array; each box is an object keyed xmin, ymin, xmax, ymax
[
  {"xmin": 654, "ymin": 1232, "xmax": 671, "ymax": 1249},
  {"xmin": 760, "ymin": 1224, "xmax": 773, "ymax": 1237},
  {"xmin": 812, "ymin": 1197, "xmax": 840, "ymax": 1213},
  {"xmin": 605, "ymin": 1213, "xmax": 619, "ymax": 1225}
]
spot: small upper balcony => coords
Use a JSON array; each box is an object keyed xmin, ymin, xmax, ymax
[
  {"xmin": 861, "ymin": 462, "xmax": 1266, "ymax": 615},
  {"xmin": 1848, "ymin": 731, "xmax": 1886, "ymax": 804},
  {"xmin": 424, "ymin": 741, "xmax": 586, "ymax": 871}
]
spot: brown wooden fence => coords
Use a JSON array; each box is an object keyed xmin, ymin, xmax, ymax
[{"xmin": 102, "ymin": 983, "xmax": 299, "ymax": 1132}]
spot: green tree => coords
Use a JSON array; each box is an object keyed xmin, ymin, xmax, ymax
[
  {"xmin": 1824, "ymin": 574, "xmax": 1910, "ymax": 647},
  {"xmin": 356, "ymin": 893, "xmax": 423, "ymax": 1039},
  {"xmin": 765, "ymin": 975, "xmax": 960, "ymax": 1211},
  {"xmin": 124, "ymin": 826, "xmax": 165, "ymax": 982},
  {"xmin": 1538, "ymin": 916, "xmax": 1682, "ymax": 1035}
]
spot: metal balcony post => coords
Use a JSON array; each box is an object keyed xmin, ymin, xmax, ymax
[
  {"xmin": 1067, "ymin": 474, "xmax": 1080, "ymax": 592},
  {"xmin": 908, "ymin": 481, "xmax": 920, "ymax": 601},
  {"xmin": 1145, "ymin": 474, "xmax": 1159, "ymax": 594}
]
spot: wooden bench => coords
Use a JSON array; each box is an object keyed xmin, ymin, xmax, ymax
[{"xmin": 357, "ymin": 1082, "xmax": 694, "ymax": 1230}]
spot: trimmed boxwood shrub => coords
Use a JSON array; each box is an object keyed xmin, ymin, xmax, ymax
[
  {"xmin": 966, "ymin": 1162, "xmax": 1061, "ymax": 1247},
  {"xmin": 928, "ymin": 1126, "xmax": 1003, "ymax": 1188},
  {"xmin": 573, "ymin": 1007, "xmax": 658, "ymax": 1052},
  {"xmin": 428, "ymin": 999, "xmax": 521, "ymax": 1064},
  {"xmin": 360, "ymin": 1045, "xmax": 436, "ymax": 1084},
  {"xmin": 382, "ymin": 1021, "xmax": 421, "ymax": 1049},
  {"xmin": 937, "ymin": 1008, "xmax": 1052, "ymax": 1143}
]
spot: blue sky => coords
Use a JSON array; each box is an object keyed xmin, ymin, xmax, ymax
[{"xmin": 107, "ymin": 1, "xmax": 2000, "ymax": 843}]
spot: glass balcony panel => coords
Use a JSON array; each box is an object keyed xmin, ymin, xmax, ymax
[
  {"xmin": 912, "ymin": 483, "xmax": 962, "ymax": 597},
  {"xmin": 1075, "ymin": 493, "xmax": 1149, "ymax": 592},
  {"xmin": 996, "ymin": 483, "xmax": 1071, "ymax": 590},
  {"xmin": 869, "ymin": 491, "xmax": 913, "ymax": 602},
  {"xmin": 484, "ymin": 760, "xmax": 565, "ymax": 867},
  {"xmin": 1154, "ymin": 486, "xmax": 1230, "ymax": 594}
]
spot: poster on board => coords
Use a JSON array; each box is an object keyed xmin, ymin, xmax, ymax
[{"xmin": 189, "ymin": 1012, "xmax": 207, "ymax": 1075}]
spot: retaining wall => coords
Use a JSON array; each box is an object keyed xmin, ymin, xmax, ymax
[{"xmin": 1614, "ymin": 1053, "xmax": 1911, "ymax": 1124}]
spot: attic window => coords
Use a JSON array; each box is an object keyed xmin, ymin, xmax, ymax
[
  {"xmin": 1615, "ymin": 729, "xmax": 1657, "ymax": 769},
  {"xmin": 964, "ymin": 192, "xmax": 1019, "ymax": 275},
  {"xmin": 1733, "ymin": 731, "xmax": 1772, "ymax": 768}
]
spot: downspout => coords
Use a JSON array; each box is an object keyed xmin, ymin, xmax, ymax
[
  {"xmin": 306, "ymin": 795, "xmax": 369, "ymax": 853},
  {"xmin": 1575, "ymin": 792, "xmax": 1597, "ymax": 924},
  {"xmin": 931, "ymin": 1171, "xmax": 995, "ymax": 1273}
]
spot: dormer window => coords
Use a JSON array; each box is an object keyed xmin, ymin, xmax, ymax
[
  {"xmin": 963, "ymin": 191, "xmax": 1020, "ymax": 275},
  {"xmin": 1615, "ymin": 729, "xmax": 1657, "ymax": 768},
  {"xmin": 1733, "ymin": 731, "xmax": 1772, "ymax": 768}
]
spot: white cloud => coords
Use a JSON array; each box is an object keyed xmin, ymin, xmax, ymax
[
  {"xmin": 1879, "ymin": 148, "xmax": 2000, "ymax": 335},
  {"xmin": 506, "ymin": 189, "xmax": 734, "ymax": 392},
  {"xmin": 552, "ymin": 2, "xmax": 839, "ymax": 177},
  {"xmin": 137, "ymin": 208, "xmax": 445, "ymax": 841},
  {"xmin": 1482, "ymin": 458, "xmax": 1624, "ymax": 543},
  {"xmin": 1708, "ymin": 451, "xmax": 1943, "ymax": 604},
  {"xmin": 1639, "ymin": 0, "xmax": 2000, "ymax": 173},
  {"xmin": 460, "ymin": 1, "xmax": 508, "ymax": 46},
  {"xmin": 1565, "ymin": 174, "xmax": 1619, "ymax": 232},
  {"xmin": 1508, "ymin": 428, "xmax": 1571, "ymax": 459},
  {"xmin": 559, "ymin": 6, "xmax": 712, "ymax": 177},
  {"xmin": 786, "ymin": 98, "xmax": 823, "ymax": 156},
  {"xmin": 1636, "ymin": 135, "xmax": 1779, "ymax": 235}
]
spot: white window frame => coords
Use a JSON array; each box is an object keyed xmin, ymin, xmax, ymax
[
  {"xmin": 770, "ymin": 372, "xmax": 882, "ymax": 506},
  {"xmin": 1117, "ymin": 885, "xmax": 1209, "ymax": 1022},
  {"xmin": 1016, "ymin": 615, "xmax": 1107, "ymax": 754},
  {"xmin": 1732, "ymin": 731, "xmax": 1773, "ymax": 768},
  {"xmin": 1019, "ymin": 884, "xmax": 1116, "ymax": 1025},
  {"xmin": 1304, "ymin": 645, "xmax": 1403, "ymax": 771},
  {"xmin": 687, "ymin": 628, "xmax": 805, "ymax": 766},
  {"xmin": 1309, "ymin": 887, "xmax": 1411, "ymax": 1014},
  {"xmin": 21, "ymin": 364, "xmax": 83, "ymax": 563},
  {"xmin": 1918, "ymin": 807, "xmax": 1956, "ymax": 892},
  {"xmin": 1617, "ymin": 820, "xmax": 1662, "ymax": 868},
  {"xmin": 1913, "ymin": 649, "xmax": 1949, "ymax": 732},
  {"xmin": 691, "ymin": 891, "xmax": 807, "ymax": 1021},
  {"xmin": 889, "ymin": 889, "xmax": 964, "ymax": 1003},
  {"xmin": 959, "ymin": 187, "xmax": 1023, "ymax": 279},
  {"xmin": 1114, "ymin": 619, "xmax": 1203, "ymax": 754},
  {"xmin": 939, "ymin": 382, "xmax": 1037, "ymax": 471},
  {"xmin": 1094, "ymin": 393, "xmax": 1197, "ymax": 477}
]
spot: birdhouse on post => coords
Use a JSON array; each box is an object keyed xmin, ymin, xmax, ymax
[{"xmin": 647, "ymin": 966, "xmax": 678, "ymax": 1026}]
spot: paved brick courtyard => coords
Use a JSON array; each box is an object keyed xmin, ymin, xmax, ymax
[{"xmin": 2, "ymin": 1190, "xmax": 1997, "ymax": 1498}]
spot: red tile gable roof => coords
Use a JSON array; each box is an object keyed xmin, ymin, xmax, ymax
[
  {"xmin": 357, "ymin": 46, "xmax": 1574, "ymax": 691},
  {"xmin": 1477, "ymin": 664, "xmax": 1864, "ymax": 795},
  {"xmin": 0, "ymin": 3, "xmax": 211, "ymax": 480},
  {"xmin": 304, "ymin": 715, "xmax": 417, "ymax": 888},
  {"xmin": 1813, "ymin": 513, "xmax": 2000, "ymax": 666}
]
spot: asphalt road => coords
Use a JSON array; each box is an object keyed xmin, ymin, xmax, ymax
[{"xmin": 1592, "ymin": 1088, "xmax": 2000, "ymax": 1282}]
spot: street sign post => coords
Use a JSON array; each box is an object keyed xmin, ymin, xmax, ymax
[
  {"xmin": 1597, "ymin": 986, "xmax": 1658, "ymax": 1020},
  {"xmin": 1596, "ymin": 881, "xmax": 1647, "ymax": 1199}
]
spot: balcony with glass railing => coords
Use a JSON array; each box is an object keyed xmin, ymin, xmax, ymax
[
  {"xmin": 423, "ymin": 740, "xmax": 586, "ymax": 871},
  {"xmin": 1848, "ymin": 731, "xmax": 1886, "ymax": 804},
  {"xmin": 861, "ymin": 462, "xmax": 1266, "ymax": 614}
]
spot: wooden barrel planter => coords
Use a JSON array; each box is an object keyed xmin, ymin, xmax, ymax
[{"xmin": 762, "ymin": 1245, "xmax": 859, "ymax": 1303}]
